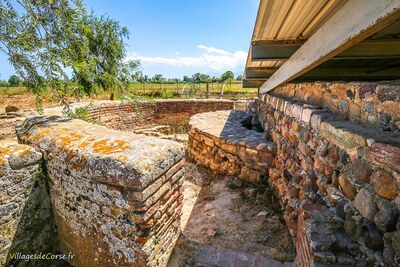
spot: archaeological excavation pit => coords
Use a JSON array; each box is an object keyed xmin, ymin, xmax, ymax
[
  {"xmin": 2, "ymin": 99, "xmax": 295, "ymax": 267},
  {"xmin": 2, "ymin": 85, "xmax": 400, "ymax": 267}
]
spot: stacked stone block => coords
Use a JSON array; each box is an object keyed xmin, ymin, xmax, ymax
[
  {"xmin": 258, "ymin": 94, "xmax": 400, "ymax": 266},
  {"xmin": 187, "ymin": 110, "xmax": 275, "ymax": 182},
  {"xmin": 272, "ymin": 81, "xmax": 400, "ymax": 130},
  {"xmin": 16, "ymin": 116, "xmax": 186, "ymax": 267}
]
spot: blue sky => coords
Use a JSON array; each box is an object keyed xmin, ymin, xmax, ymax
[{"xmin": 0, "ymin": 0, "xmax": 259, "ymax": 80}]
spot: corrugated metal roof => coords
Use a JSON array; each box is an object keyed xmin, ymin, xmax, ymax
[
  {"xmin": 244, "ymin": 0, "xmax": 400, "ymax": 87},
  {"xmin": 252, "ymin": 0, "xmax": 345, "ymax": 41},
  {"xmin": 246, "ymin": 0, "xmax": 346, "ymax": 77}
]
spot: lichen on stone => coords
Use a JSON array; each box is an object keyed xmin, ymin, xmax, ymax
[{"xmin": 92, "ymin": 139, "xmax": 129, "ymax": 155}]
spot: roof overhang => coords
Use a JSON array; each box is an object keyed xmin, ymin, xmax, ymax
[{"xmin": 244, "ymin": 0, "xmax": 400, "ymax": 91}]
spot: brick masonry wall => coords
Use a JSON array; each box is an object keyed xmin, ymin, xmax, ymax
[
  {"xmin": 257, "ymin": 93, "xmax": 400, "ymax": 266},
  {"xmin": 85, "ymin": 99, "xmax": 249, "ymax": 131},
  {"xmin": 0, "ymin": 141, "xmax": 58, "ymax": 267},
  {"xmin": 271, "ymin": 81, "xmax": 400, "ymax": 131},
  {"xmin": 0, "ymin": 99, "xmax": 249, "ymax": 141},
  {"xmin": 16, "ymin": 116, "xmax": 186, "ymax": 267}
]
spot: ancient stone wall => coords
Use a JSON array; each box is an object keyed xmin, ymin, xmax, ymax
[
  {"xmin": 187, "ymin": 110, "xmax": 275, "ymax": 182},
  {"xmin": 0, "ymin": 141, "xmax": 57, "ymax": 267},
  {"xmin": 257, "ymin": 93, "xmax": 400, "ymax": 266},
  {"xmin": 271, "ymin": 81, "xmax": 399, "ymax": 130},
  {"xmin": 0, "ymin": 113, "xmax": 26, "ymax": 140},
  {"xmin": 16, "ymin": 116, "xmax": 186, "ymax": 267},
  {"xmin": 85, "ymin": 99, "xmax": 249, "ymax": 131}
]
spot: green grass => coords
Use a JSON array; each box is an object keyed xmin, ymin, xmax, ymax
[
  {"xmin": 0, "ymin": 86, "xmax": 28, "ymax": 95},
  {"xmin": 160, "ymin": 90, "xmax": 175, "ymax": 99},
  {"xmin": 127, "ymin": 82, "xmax": 257, "ymax": 94},
  {"xmin": 0, "ymin": 81, "xmax": 258, "ymax": 100}
]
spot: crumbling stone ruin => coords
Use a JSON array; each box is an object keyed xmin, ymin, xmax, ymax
[
  {"xmin": 0, "ymin": 141, "xmax": 58, "ymax": 266},
  {"xmin": 187, "ymin": 110, "xmax": 275, "ymax": 182},
  {"xmin": 0, "ymin": 83, "xmax": 399, "ymax": 267},
  {"xmin": 0, "ymin": 100, "xmax": 248, "ymax": 267}
]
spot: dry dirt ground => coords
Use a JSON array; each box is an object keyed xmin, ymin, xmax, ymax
[
  {"xmin": 168, "ymin": 163, "xmax": 295, "ymax": 267},
  {"xmin": 0, "ymin": 93, "xmax": 62, "ymax": 111}
]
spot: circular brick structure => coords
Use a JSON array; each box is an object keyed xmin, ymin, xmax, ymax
[{"xmin": 187, "ymin": 110, "xmax": 276, "ymax": 182}]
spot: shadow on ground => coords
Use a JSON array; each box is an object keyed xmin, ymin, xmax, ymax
[{"xmin": 168, "ymin": 163, "xmax": 295, "ymax": 267}]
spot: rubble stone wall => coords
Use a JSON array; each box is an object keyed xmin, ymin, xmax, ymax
[
  {"xmin": 0, "ymin": 141, "xmax": 57, "ymax": 267},
  {"xmin": 271, "ymin": 81, "xmax": 400, "ymax": 130},
  {"xmin": 187, "ymin": 110, "xmax": 276, "ymax": 182},
  {"xmin": 0, "ymin": 99, "xmax": 249, "ymax": 141},
  {"xmin": 16, "ymin": 116, "xmax": 186, "ymax": 267},
  {"xmin": 0, "ymin": 113, "xmax": 25, "ymax": 140},
  {"xmin": 257, "ymin": 92, "xmax": 400, "ymax": 266},
  {"xmin": 85, "ymin": 99, "xmax": 249, "ymax": 131}
]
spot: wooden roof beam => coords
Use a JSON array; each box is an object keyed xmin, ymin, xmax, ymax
[
  {"xmin": 259, "ymin": 0, "xmax": 400, "ymax": 93},
  {"xmin": 251, "ymin": 40, "xmax": 400, "ymax": 60},
  {"xmin": 242, "ymin": 79, "xmax": 267, "ymax": 88},
  {"xmin": 245, "ymin": 66, "xmax": 400, "ymax": 81}
]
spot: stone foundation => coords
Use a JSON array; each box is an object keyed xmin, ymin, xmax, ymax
[
  {"xmin": 257, "ymin": 92, "xmax": 400, "ymax": 266},
  {"xmin": 271, "ymin": 81, "xmax": 400, "ymax": 129},
  {"xmin": 296, "ymin": 204, "xmax": 367, "ymax": 266},
  {"xmin": 0, "ymin": 141, "xmax": 57, "ymax": 267},
  {"xmin": 0, "ymin": 113, "xmax": 26, "ymax": 140},
  {"xmin": 1, "ymin": 99, "xmax": 250, "ymax": 141},
  {"xmin": 16, "ymin": 116, "xmax": 186, "ymax": 267},
  {"xmin": 187, "ymin": 110, "xmax": 276, "ymax": 182},
  {"xmin": 83, "ymin": 99, "xmax": 249, "ymax": 131}
]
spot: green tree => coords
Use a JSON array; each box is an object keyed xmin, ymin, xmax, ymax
[
  {"xmin": 191, "ymin": 73, "xmax": 210, "ymax": 83},
  {"xmin": 152, "ymin": 74, "xmax": 165, "ymax": 90},
  {"xmin": 220, "ymin": 71, "xmax": 234, "ymax": 82},
  {"xmin": 8, "ymin": 75, "xmax": 21, "ymax": 86},
  {"xmin": 0, "ymin": 80, "xmax": 9, "ymax": 87},
  {"xmin": 0, "ymin": 0, "xmax": 138, "ymax": 112},
  {"xmin": 152, "ymin": 74, "xmax": 165, "ymax": 84},
  {"xmin": 211, "ymin": 76, "xmax": 219, "ymax": 83},
  {"xmin": 236, "ymin": 74, "xmax": 243, "ymax": 81}
]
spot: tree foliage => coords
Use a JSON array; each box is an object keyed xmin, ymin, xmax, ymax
[
  {"xmin": 191, "ymin": 72, "xmax": 210, "ymax": 83},
  {"xmin": 220, "ymin": 70, "xmax": 234, "ymax": 82},
  {"xmin": 8, "ymin": 74, "xmax": 21, "ymax": 86},
  {"xmin": 151, "ymin": 74, "xmax": 165, "ymax": 84},
  {"xmin": 0, "ymin": 0, "xmax": 139, "ymax": 112}
]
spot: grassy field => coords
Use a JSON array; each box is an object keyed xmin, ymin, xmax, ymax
[
  {"xmin": 0, "ymin": 82, "xmax": 258, "ymax": 110},
  {"xmin": 127, "ymin": 81, "xmax": 255, "ymax": 94},
  {"xmin": 124, "ymin": 82, "xmax": 257, "ymax": 99},
  {"xmin": 0, "ymin": 86, "xmax": 28, "ymax": 96},
  {"xmin": 0, "ymin": 82, "xmax": 257, "ymax": 98}
]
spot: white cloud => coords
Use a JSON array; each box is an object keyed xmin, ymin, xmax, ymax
[
  {"xmin": 126, "ymin": 45, "xmax": 247, "ymax": 72},
  {"xmin": 197, "ymin": 44, "xmax": 230, "ymax": 55}
]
